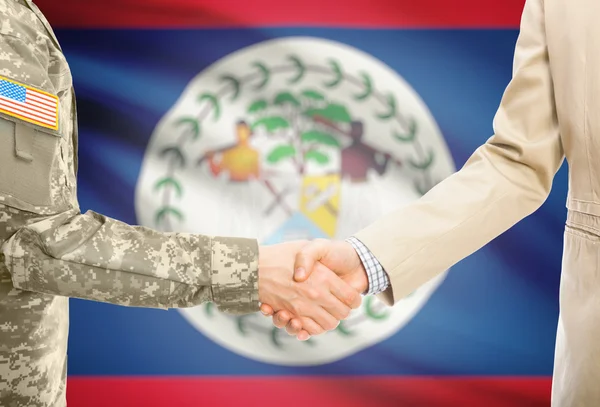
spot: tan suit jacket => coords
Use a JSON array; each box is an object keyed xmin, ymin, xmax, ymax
[{"xmin": 355, "ymin": 0, "xmax": 600, "ymax": 405}]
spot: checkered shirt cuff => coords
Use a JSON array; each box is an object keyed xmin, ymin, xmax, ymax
[{"xmin": 346, "ymin": 236, "xmax": 390, "ymax": 295}]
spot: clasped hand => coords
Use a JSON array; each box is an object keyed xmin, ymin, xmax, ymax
[{"xmin": 258, "ymin": 239, "xmax": 367, "ymax": 341}]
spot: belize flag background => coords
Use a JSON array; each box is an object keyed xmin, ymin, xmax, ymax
[{"xmin": 33, "ymin": 0, "xmax": 566, "ymax": 406}]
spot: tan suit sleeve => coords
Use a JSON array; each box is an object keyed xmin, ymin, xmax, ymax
[{"xmin": 354, "ymin": 0, "xmax": 564, "ymax": 305}]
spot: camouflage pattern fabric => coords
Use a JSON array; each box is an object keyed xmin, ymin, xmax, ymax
[{"xmin": 0, "ymin": 1, "xmax": 259, "ymax": 405}]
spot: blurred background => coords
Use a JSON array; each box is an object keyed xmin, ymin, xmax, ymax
[{"xmin": 33, "ymin": 0, "xmax": 564, "ymax": 406}]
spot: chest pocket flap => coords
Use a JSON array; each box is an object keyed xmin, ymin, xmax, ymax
[{"xmin": 0, "ymin": 76, "xmax": 64, "ymax": 213}]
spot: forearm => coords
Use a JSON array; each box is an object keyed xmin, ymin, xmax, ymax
[
  {"xmin": 356, "ymin": 0, "xmax": 563, "ymax": 305},
  {"xmin": 356, "ymin": 139, "xmax": 562, "ymax": 305},
  {"xmin": 1, "ymin": 209, "xmax": 259, "ymax": 313}
]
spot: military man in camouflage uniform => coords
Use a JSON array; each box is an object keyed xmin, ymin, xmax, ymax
[{"xmin": 0, "ymin": 1, "xmax": 362, "ymax": 405}]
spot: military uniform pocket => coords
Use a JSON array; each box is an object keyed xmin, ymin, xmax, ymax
[{"xmin": 0, "ymin": 116, "xmax": 64, "ymax": 212}]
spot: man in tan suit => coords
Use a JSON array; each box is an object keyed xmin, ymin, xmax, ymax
[{"xmin": 261, "ymin": 0, "xmax": 596, "ymax": 404}]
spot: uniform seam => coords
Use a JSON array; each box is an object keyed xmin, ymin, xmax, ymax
[
  {"xmin": 209, "ymin": 236, "xmax": 215, "ymax": 303},
  {"xmin": 161, "ymin": 279, "xmax": 173, "ymax": 308},
  {"xmin": 0, "ymin": 33, "xmax": 33, "ymax": 42},
  {"xmin": 8, "ymin": 233, "xmax": 26, "ymax": 290}
]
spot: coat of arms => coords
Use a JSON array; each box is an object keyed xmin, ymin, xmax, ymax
[{"xmin": 136, "ymin": 37, "xmax": 456, "ymax": 366}]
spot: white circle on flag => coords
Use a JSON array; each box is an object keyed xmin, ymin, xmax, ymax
[{"xmin": 136, "ymin": 37, "xmax": 456, "ymax": 366}]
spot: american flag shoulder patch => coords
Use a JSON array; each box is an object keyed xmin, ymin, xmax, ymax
[{"xmin": 0, "ymin": 76, "xmax": 59, "ymax": 131}]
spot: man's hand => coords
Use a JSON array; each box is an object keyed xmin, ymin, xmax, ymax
[
  {"xmin": 260, "ymin": 239, "xmax": 368, "ymax": 340},
  {"xmin": 258, "ymin": 241, "xmax": 362, "ymax": 336},
  {"xmin": 295, "ymin": 239, "xmax": 368, "ymax": 291}
]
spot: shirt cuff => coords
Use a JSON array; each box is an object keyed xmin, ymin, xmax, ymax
[
  {"xmin": 346, "ymin": 236, "xmax": 390, "ymax": 295},
  {"xmin": 210, "ymin": 237, "xmax": 259, "ymax": 314}
]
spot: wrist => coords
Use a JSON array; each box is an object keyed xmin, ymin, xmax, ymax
[
  {"xmin": 342, "ymin": 240, "xmax": 369, "ymax": 293},
  {"xmin": 356, "ymin": 263, "xmax": 369, "ymax": 294},
  {"xmin": 257, "ymin": 245, "xmax": 270, "ymax": 304}
]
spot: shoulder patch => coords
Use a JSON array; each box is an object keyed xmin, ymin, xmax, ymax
[{"xmin": 0, "ymin": 76, "xmax": 59, "ymax": 131}]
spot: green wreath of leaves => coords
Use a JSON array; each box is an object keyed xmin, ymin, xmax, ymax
[
  {"xmin": 198, "ymin": 93, "xmax": 220, "ymax": 121},
  {"xmin": 287, "ymin": 55, "xmax": 306, "ymax": 84},
  {"xmin": 175, "ymin": 117, "xmax": 201, "ymax": 140},
  {"xmin": 154, "ymin": 177, "xmax": 183, "ymax": 198},
  {"xmin": 252, "ymin": 61, "xmax": 270, "ymax": 90},
  {"xmin": 156, "ymin": 53, "xmax": 438, "ymax": 289},
  {"xmin": 155, "ymin": 207, "xmax": 183, "ymax": 226},
  {"xmin": 220, "ymin": 75, "xmax": 241, "ymax": 101},
  {"xmin": 323, "ymin": 59, "xmax": 343, "ymax": 88},
  {"xmin": 354, "ymin": 72, "xmax": 373, "ymax": 101}
]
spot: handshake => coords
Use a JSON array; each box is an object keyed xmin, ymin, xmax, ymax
[{"xmin": 257, "ymin": 239, "xmax": 370, "ymax": 341}]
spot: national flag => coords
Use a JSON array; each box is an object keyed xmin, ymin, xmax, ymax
[
  {"xmin": 0, "ymin": 77, "xmax": 59, "ymax": 130},
  {"xmin": 31, "ymin": 1, "xmax": 564, "ymax": 406}
]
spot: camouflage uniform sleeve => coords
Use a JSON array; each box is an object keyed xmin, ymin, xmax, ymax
[
  {"xmin": 0, "ymin": 7, "xmax": 259, "ymax": 315},
  {"xmin": 1, "ymin": 209, "xmax": 259, "ymax": 314}
]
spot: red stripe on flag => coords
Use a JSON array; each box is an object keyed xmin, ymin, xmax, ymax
[
  {"xmin": 0, "ymin": 96, "xmax": 55, "ymax": 121},
  {"xmin": 34, "ymin": 0, "xmax": 526, "ymax": 29},
  {"xmin": 0, "ymin": 98, "xmax": 56, "ymax": 126},
  {"xmin": 66, "ymin": 376, "xmax": 551, "ymax": 407},
  {"xmin": 28, "ymin": 92, "xmax": 57, "ymax": 107}
]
